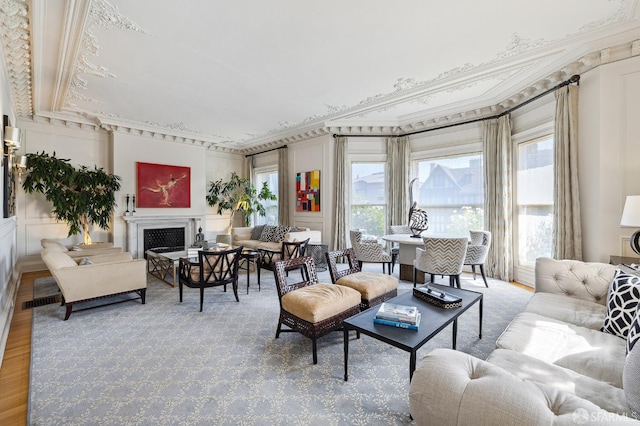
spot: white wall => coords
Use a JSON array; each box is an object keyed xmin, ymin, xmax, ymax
[{"xmin": 580, "ymin": 56, "xmax": 640, "ymax": 262}]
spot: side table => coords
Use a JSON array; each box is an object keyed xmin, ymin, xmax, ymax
[
  {"xmin": 610, "ymin": 255, "xmax": 640, "ymax": 265},
  {"xmin": 240, "ymin": 250, "xmax": 261, "ymax": 293},
  {"xmin": 307, "ymin": 242, "xmax": 329, "ymax": 271}
]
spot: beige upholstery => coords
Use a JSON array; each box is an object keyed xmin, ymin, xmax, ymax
[
  {"xmin": 281, "ymin": 283, "xmax": 360, "ymax": 323},
  {"xmin": 336, "ymin": 272, "xmax": 397, "ymax": 301},
  {"xmin": 41, "ymin": 249, "xmax": 147, "ymax": 320},
  {"xmin": 232, "ymin": 226, "xmax": 321, "ymax": 251},
  {"xmin": 41, "ymin": 238, "xmax": 123, "ymax": 259},
  {"xmin": 409, "ymin": 257, "xmax": 640, "ymax": 424}
]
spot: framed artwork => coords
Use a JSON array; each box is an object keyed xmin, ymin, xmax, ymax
[
  {"xmin": 136, "ymin": 162, "xmax": 190, "ymax": 208},
  {"xmin": 296, "ymin": 170, "xmax": 320, "ymax": 212}
]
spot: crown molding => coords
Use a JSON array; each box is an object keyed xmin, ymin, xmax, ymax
[{"xmin": 0, "ymin": 0, "xmax": 32, "ymax": 117}]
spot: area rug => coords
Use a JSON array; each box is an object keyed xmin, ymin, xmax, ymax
[{"xmin": 29, "ymin": 266, "xmax": 532, "ymax": 425}]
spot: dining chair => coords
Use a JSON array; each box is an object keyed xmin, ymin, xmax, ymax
[
  {"xmin": 178, "ymin": 246, "xmax": 243, "ymax": 311},
  {"xmin": 388, "ymin": 225, "xmax": 412, "ymax": 273},
  {"xmin": 413, "ymin": 237, "xmax": 468, "ymax": 288},
  {"xmin": 349, "ymin": 230, "xmax": 393, "ymax": 274},
  {"xmin": 259, "ymin": 238, "xmax": 310, "ymax": 280},
  {"xmin": 464, "ymin": 230, "xmax": 492, "ymax": 287},
  {"xmin": 272, "ymin": 256, "xmax": 361, "ymax": 364}
]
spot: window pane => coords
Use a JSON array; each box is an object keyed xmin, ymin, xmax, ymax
[
  {"xmin": 415, "ymin": 154, "xmax": 484, "ymax": 238},
  {"xmin": 516, "ymin": 137, "xmax": 553, "ymax": 267},
  {"xmin": 351, "ymin": 163, "xmax": 385, "ymax": 239},
  {"xmin": 254, "ymin": 170, "xmax": 278, "ymax": 226}
]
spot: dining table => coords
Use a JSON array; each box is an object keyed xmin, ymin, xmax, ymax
[{"xmin": 382, "ymin": 233, "xmax": 427, "ymax": 283}]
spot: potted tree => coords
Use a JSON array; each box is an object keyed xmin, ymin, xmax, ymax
[
  {"xmin": 21, "ymin": 151, "xmax": 121, "ymax": 245},
  {"xmin": 206, "ymin": 171, "xmax": 276, "ymax": 234}
]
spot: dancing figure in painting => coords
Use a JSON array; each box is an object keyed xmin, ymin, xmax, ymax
[{"xmin": 142, "ymin": 173, "xmax": 187, "ymax": 206}]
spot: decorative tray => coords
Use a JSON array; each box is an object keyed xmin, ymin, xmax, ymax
[{"xmin": 413, "ymin": 285, "xmax": 462, "ymax": 309}]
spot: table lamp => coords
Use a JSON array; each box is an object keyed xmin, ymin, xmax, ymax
[{"xmin": 621, "ymin": 195, "xmax": 640, "ymax": 255}]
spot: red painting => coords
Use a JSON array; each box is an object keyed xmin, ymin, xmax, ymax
[{"xmin": 137, "ymin": 162, "xmax": 190, "ymax": 208}]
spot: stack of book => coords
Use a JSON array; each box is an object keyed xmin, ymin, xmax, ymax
[{"xmin": 373, "ymin": 302, "xmax": 421, "ymax": 330}]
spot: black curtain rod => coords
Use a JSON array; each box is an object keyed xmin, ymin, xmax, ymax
[
  {"xmin": 245, "ymin": 144, "xmax": 288, "ymax": 157},
  {"xmin": 332, "ymin": 74, "xmax": 580, "ymax": 139}
]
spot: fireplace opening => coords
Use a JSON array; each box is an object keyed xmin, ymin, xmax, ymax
[{"xmin": 143, "ymin": 227, "xmax": 185, "ymax": 257}]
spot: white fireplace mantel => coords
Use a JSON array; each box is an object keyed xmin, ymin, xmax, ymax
[{"xmin": 123, "ymin": 215, "xmax": 201, "ymax": 259}]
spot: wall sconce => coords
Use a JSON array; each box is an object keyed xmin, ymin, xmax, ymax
[
  {"xmin": 621, "ymin": 195, "xmax": 640, "ymax": 255},
  {"xmin": 14, "ymin": 154, "xmax": 27, "ymax": 177},
  {"xmin": 3, "ymin": 126, "xmax": 23, "ymax": 160}
]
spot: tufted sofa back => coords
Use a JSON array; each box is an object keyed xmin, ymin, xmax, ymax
[{"xmin": 535, "ymin": 257, "xmax": 616, "ymax": 306}]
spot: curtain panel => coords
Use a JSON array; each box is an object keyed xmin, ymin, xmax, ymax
[
  {"xmin": 333, "ymin": 136, "xmax": 348, "ymax": 251},
  {"xmin": 278, "ymin": 147, "xmax": 290, "ymax": 226},
  {"xmin": 553, "ymin": 85, "xmax": 582, "ymax": 260},
  {"xmin": 386, "ymin": 136, "xmax": 410, "ymax": 231},
  {"xmin": 483, "ymin": 114, "xmax": 513, "ymax": 282}
]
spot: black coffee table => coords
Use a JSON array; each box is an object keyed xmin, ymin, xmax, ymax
[{"xmin": 342, "ymin": 283, "xmax": 483, "ymax": 381}]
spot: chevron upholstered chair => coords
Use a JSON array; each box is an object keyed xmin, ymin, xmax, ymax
[
  {"xmin": 349, "ymin": 230, "xmax": 393, "ymax": 274},
  {"xmin": 413, "ymin": 237, "xmax": 468, "ymax": 288},
  {"xmin": 464, "ymin": 230, "xmax": 491, "ymax": 287},
  {"xmin": 388, "ymin": 225, "xmax": 412, "ymax": 273}
]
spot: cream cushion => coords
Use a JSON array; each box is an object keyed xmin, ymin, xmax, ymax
[
  {"xmin": 41, "ymin": 239, "xmax": 69, "ymax": 252},
  {"xmin": 335, "ymin": 271, "xmax": 398, "ymax": 300},
  {"xmin": 524, "ymin": 292, "xmax": 607, "ymax": 330},
  {"xmin": 281, "ymin": 283, "xmax": 360, "ymax": 323}
]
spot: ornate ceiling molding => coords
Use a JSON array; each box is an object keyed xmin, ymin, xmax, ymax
[{"xmin": 0, "ymin": 0, "xmax": 32, "ymax": 117}]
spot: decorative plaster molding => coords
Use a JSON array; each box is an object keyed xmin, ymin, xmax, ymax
[{"xmin": 0, "ymin": 0, "xmax": 32, "ymax": 117}]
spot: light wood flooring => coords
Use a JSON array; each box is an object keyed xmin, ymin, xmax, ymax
[{"xmin": 0, "ymin": 271, "xmax": 532, "ymax": 425}]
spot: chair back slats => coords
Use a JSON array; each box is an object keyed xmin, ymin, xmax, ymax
[
  {"xmin": 282, "ymin": 238, "xmax": 310, "ymax": 261},
  {"xmin": 273, "ymin": 256, "xmax": 318, "ymax": 298},
  {"xmin": 199, "ymin": 247, "xmax": 242, "ymax": 285},
  {"xmin": 326, "ymin": 248, "xmax": 360, "ymax": 283}
]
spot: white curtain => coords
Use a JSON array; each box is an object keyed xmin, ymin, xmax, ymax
[
  {"xmin": 386, "ymin": 136, "xmax": 410, "ymax": 230},
  {"xmin": 245, "ymin": 155, "xmax": 253, "ymax": 225},
  {"xmin": 553, "ymin": 85, "xmax": 582, "ymax": 260},
  {"xmin": 483, "ymin": 114, "xmax": 513, "ymax": 282},
  {"xmin": 278, "ymin": 147, "xmax": 290, "ymax": 226},
  {"xmin": 333, "ymin": 136, "xmax": 348, "ymax": 250}
]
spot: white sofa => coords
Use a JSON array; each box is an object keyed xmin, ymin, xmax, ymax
[
  {"xmin": 232, "ymin": 225, "xmax": 321, "ymax": 251},
  {"xmin": 41, "ymin": 249, "xmax": 147, "ymax": 320},
  {"xmin": 409, "ymin": 257, "xmax": 640, "ymax": 425}
]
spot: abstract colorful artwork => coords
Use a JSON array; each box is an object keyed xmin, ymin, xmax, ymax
[
  {"xmin": 296, "ymin": 170, "xmax": 320, "ymax": 212},
  {"xmin": 137, "ymin": 162, "xmax": 190, "ymax": 208}
]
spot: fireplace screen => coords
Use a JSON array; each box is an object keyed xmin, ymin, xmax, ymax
[{"xmin": 144, "ymin": 227, "xmax": 185, "ymax": 256}]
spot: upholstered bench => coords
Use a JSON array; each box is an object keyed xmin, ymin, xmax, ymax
[{"xmin": 326, "ymin": 248, "xmax": 399, "ymax": 310}]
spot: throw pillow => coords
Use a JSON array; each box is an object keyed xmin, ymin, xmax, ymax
[
  {"xmin": 259, "ymin": 225, "xmax": 278, "ymax": 242},
  {"xmin": 273, "ymin": 225, "xmax": 291, "ymax": 242},
  {"xmin": 250, "ymin": 225, "xmax": 265, "ymax": 240},
  {"xmin": 624, "ymin": 336, "xmax": 640, "ymax": 419},
  {"xmin": 629, "ymin": 306, "xmax": 640, "ymax": 354},
  {"xmin": 78, "ymin": 257, "xmax": 94, "ymax": 265},
  {"xmin": 70, "ymin": 245, "xmax": 83, "ymax": 251},
  {"xmin": 602, "ymin": 266, "xmax": 640, "ymax": 339}
]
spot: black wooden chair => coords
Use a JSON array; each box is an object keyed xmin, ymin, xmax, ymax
[
  {"xmin": 259, "ymin": 238, "xmax": 310, "ymax": 279},
  {"xmin": 178, "ymin": 246, "xmax": 243, "ymax": 311}
]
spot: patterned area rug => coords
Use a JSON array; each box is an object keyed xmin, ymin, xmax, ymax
[{"xmin": 29, "ymin": 266, "xmax": 532, "ymax": 425}]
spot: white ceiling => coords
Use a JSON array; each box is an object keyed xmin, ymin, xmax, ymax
[{"xmin": 4, "ymin": 0, "xmax": 640, "ymax": 152}]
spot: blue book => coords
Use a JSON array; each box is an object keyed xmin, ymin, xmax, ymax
[{"xmin": 373, "ymin": 314, "xmax": 420, "ymax": 331}]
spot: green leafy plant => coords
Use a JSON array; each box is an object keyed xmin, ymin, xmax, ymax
[
  {"xmin": 206, "ymin": 171, "xmax": 277, "ymax": 233},
  {"xmin": 21, "ymin": 151, "xmax": 122, "ymax": 245}
]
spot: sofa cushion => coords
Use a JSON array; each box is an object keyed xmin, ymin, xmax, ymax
[
  {"xmin": 524, "ymin": 292, "xmax": 607, "ymax": 330},
  {"xmin": 41, "ymin": 249, "xmax": 78, "ymax": 270},
  {"xmin": 250, "ymin": 225, "xmax": 265, "ymax": 240},
  {"xmin": 487, "ymin": 348, "xmax": 629, "ymax": 416},
  {"xmin": 281, "ymin": 283, "xmax": 360, "ymax": 323},
  {"xmin": 603, "ymin": 266, "xmax": 640, "ymax": 339},
  {"xmin": 624, "ymin": 342, "xmax": 640, "ymax": 419},
  {"xmin": 629, "ymin": 306, "xmax": 640, "ymax": 354},
  {"xmin": 41, "ymin": 239, "xmax": 69, "ymax": 252},
  {"xmin": 496, "ymin": 312, "xmax": 626, "ymax": 387}
]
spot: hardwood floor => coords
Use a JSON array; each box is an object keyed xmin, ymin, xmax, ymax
[
  {"xmin": 0, "ymin": 271, "xmax": 531, "ymax": 424},
  {"xmin": 0, "ymin": 271, "xmax": 48, "ymax": 426}
]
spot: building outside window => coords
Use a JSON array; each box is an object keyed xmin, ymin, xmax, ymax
[
  {"xmin": 516, "ymin": 136, "xmax": 554, "ymax": 268},
  {"xmin": 253, "ymin": 167, "xmax": 278, "ymax": 226},
  {"xmin": 413, "ymin": 154, "xmax": 484, "ymax": 238},
  {"xmin": 351, "ymin": 162, "xmax": 386, "ymax": 239}
]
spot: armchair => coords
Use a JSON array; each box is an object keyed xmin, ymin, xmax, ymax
[
  {"xmin": 178, "ymin": 246, "xmax": 243, "ymax": 311},
  {"xmin": 259, "ymin": 238, "xmax": 310, "ymax": 279},
  {"xmin": 464, "ymin": 230, "xmax": 491, "ymax": 287},
  {"xmin": 414, "ymin": 237, "xmax": 468, "ymax": 288},
  {"xmin": 349, "ymin": 230, "xmax": 393, "ymax": 274}
]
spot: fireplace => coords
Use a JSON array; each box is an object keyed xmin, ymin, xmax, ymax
[{"xmin": 123, "ymin": 215, "xmax": 200, "ymax": 259}]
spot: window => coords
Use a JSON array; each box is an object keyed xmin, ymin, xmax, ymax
[
  {"xmin": 414, "ymin": 154, "xmax": 484, "ymax": 238},
  {"xmin": 253, "ymin": 168, "xmax": 278, "ymax": 226},
  {"xmin": 351, "ymin": 163, "xmax": 386, "ymax": 239},
  {"xmin": 516, "ymin": 136, "xmax": 554, "ymax": 268}
]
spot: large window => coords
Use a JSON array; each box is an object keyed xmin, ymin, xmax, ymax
[
  {"xmin": 414, "ymin": 154, "xmax": 484, "ymax": 238},
  {"xmin": 516, "ymin": 136, "xmax": 554, "ymax": 268},
  {"xmin": 253, "ymin": 168, "xmax": 278, "ymax": 226},
  {"xmin": 351, "ymin": 163, "xmax": 386, "ymax": 239}
]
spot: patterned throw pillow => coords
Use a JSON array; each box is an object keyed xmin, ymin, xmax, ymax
[
  {"xmin": 602, "ymin": 266, "xmax": 640, "ymax": 339},
  {"xmin": 629, "ymin": 306, "xmax": 640, "ymax": 354},
  {"xmin": 259, "ymin": 225, "xmax": 277, "ymax": 242},
  {"xmin": 272, "ymin": 225, "xmax": 291, "ymax": 242}
]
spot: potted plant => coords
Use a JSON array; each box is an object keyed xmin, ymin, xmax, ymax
[
  {"xmin": 21, "ymin": 151, "xmax": 122, "ymax": 245},
  {"xmin": 206, "ymin": 171, "xmax": 276, "ymax": 234}
]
